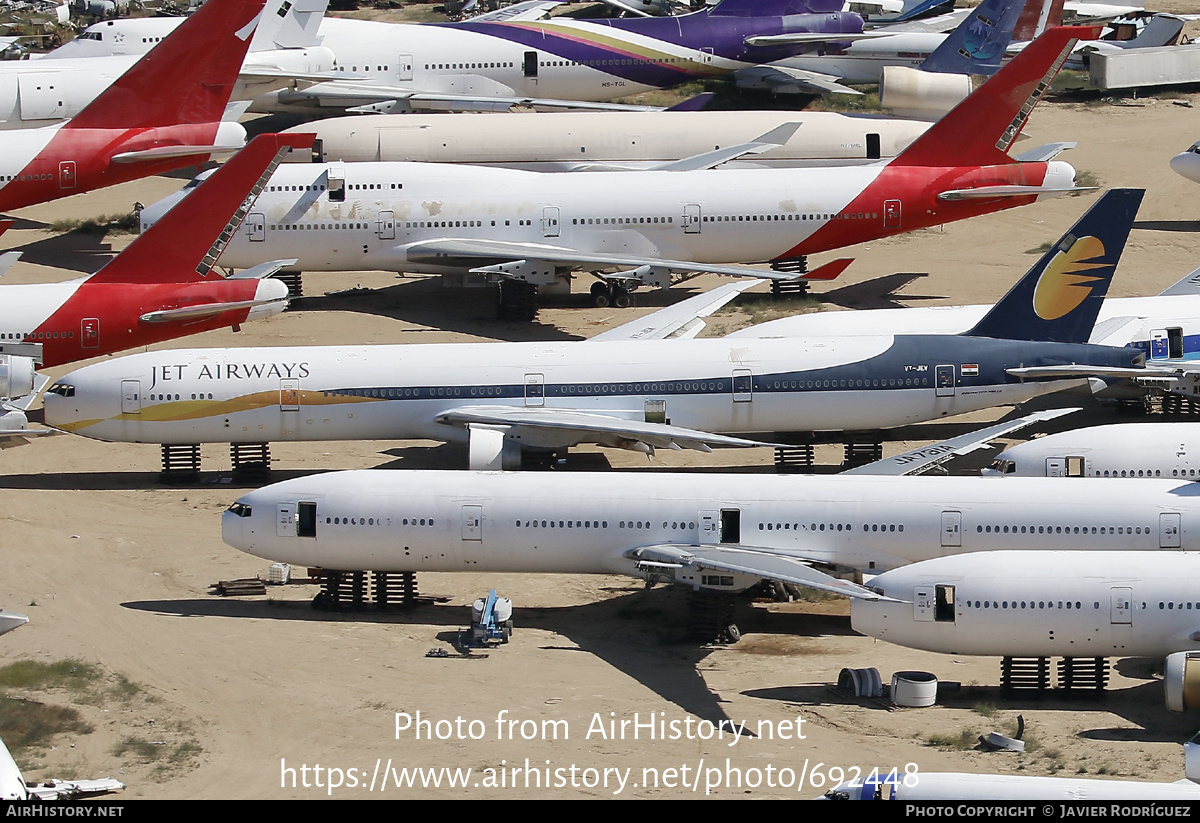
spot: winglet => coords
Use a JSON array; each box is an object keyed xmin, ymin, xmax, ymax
[
  {"xmin": 964, "ymin": 188, "xmax": 1144, "ymax": 343},
  {"xmin": 87, "ymin": 133, "xmax": 315, "ymax": 285},
  {"xmin": 65, "ymin": 0, "xmax": 267, "ymax": 131},
  {"xmin": 895, "ymin": 26, "xmax": 1098, "ymax": 168}
]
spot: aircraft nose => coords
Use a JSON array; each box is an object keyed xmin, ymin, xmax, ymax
[{"xmin": 222, "ymin": 495, "xmax": 257, "ymax": 554}]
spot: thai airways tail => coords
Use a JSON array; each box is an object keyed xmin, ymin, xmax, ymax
[
  {"xmin": 65, "ymin": 0, "xmax": 267, "ymax": 131},
  {"xmin": 919, "ymin": 0, "xmax": 1026, "ymax": 76},
  {"xmin": 87, "ymin": 133, "xmax": 314, "ymax": 285},
  {"xmin": 964, "ymin": 188, "xmax": 1144, "ymax": 344}
]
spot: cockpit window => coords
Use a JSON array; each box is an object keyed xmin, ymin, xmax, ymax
[
  {"xmin": 46, "ymin": 383, "xmax": 74, "ymax": 397},
  {"xmin": 227, "ymin": 502, "xmax": 252, "ymax": 518},
  {"xmin": 988, "ymin": 459, "xmax": 1016, "ymax": 474}
]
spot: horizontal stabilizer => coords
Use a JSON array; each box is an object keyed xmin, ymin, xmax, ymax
[
  {"xmin": 937, "ymin": 184, "xmax": 1090, "ymax": 200},
  {"xmin": 139, "ymin": 296, "xmax": 288, "ymax": 324},
  {"xmin": 844, "ymin": 407, "xmax": 1078, "ymax": 475},
  {"xmin": 111, "ymin": 144, "xmax": 243, "ymax": 164},
  {"xmin": 626, "ymin": 544, "xmax": 903, "ymax": 601},
  {"xmin": 665, "ymin": 92, "xmax": 715, "ymax": 112},
  {"xmin": 590, "ymin": 279, "xmax": 765, "ymax": 342},
  {"xmin": 467, "ymin": 0, "xmax": 561, "ymax": 22},
  {"xmin": 1014, "ymin": 141, "xmax": 1077, "ymax": 162}
]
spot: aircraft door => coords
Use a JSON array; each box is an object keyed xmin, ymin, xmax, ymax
[
  {"xmin": 732, "ymin": 368, "xmax": 753, "ymax": 402},
  {"xmin": 935, "ymin": 364, "xmax": 955, "ymax": 397},
  {"xmin": 883, "ymin": 199, "xmax": 901, "ymax": 229},
  {"xmin": 280, "ymin": 378, "xmax": 300, "ymax": 437},
  {"xmin": 81, "ymin": 317, "xmax": 99, "ymax": 349},
  {"xmin": 1161, "ymin": 512, "xmax": 1182, "ymax": 548},
  {"xmin": 699, "ymin": 47, "xmax": 714, "ymax": 64},
  {"xmin": 542, "ymin": 207, "xmax": 560, "ymax": 238},
  {"xmin": 397, "ymin": 53, "xmax": 414, "ymax": 81},
  {"xmin": 326, "ymin": 163, "xmax": 345, "ymax": 203},
  {"xmin": 58, "ymin": 161, "xmax": 76, "ymax": 190},
  {"xmin": 683, "ymin": 204, "xmax": 702, "ymax": 234},
  {"xmin": 699, "ymin": 510, "xmax": 718, "ymax": 544},
  {"xmin": 376, "ymin": 210, "xmax": 395, "ymax": 240},
  {"xmin": 461, "ymin": 505, "xmax": 483, "ymax": 541},
  {"xmin": 524, "ymin": 373, "xmax": 544, "ymax": 407},
  {"xmin": 247, "ymin": 212, "xmax": 266, "ymax": 242},
  {"xmin": 277, "ymin": 503, "xmax": 296, "ymax": 537},
  {"xmin": 120, "ymin": 380, "xmax": 140, "ymax": 415},
  {"xmin": 940, "ymin": 511, "xmax": 961, "ymax": 548},
  {"xmin": 1151, "ymin": 329, "xmax": 1169, "ymax": 359},
  {"xmin": 523, "ymin": 51, "xmax": 538, "ymax": 78},
  {"xmin": 1045, "ymin": 457, "xmax": 1066, "ymax": 477},
  {"xmin": 914, "ymin": 585, "xmax": 935, "ymax": 621},
  {"xmin": 719, "ymin": 509, "xmax": 740, "ymax": 544},
  {"xmin": 1111, "ymin": 587, "xmax": 1132, "ymax": 625}
]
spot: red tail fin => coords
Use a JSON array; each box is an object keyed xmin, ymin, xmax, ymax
[
  {"xmin": 66, "ymin": 0, "xmax": 266, "ymax": 131},
  {"xmin": 893, "ymin": 26, "xmax": 1097, "ymax": 169},
  {"xmin": 88, "ymin": 133, "xmax": 315, "ymax": 285},
  {"xmin": 1013, "ymin": 0, "xmax": 1065, "ymax": 42}
]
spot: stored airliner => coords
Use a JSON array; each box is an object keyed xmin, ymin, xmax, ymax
[
  {"xmin": 45, "ymin": 189, "xmax": 1145, "ymax": 470},
  {"xmin": 985, "ymin": 423, "xmax": 1200, "ymax": 479},
  {"xmin": 138, "ymin": 26, "xmax": 1090, "ymax": 317},
  {"xmin": 852, "ymin": 550, "xmax": 1200, "ymax": 711},
  {"xmin": 0, "ymin": 132, "xmax": 311, "ymax": 440},
  {"xmin": 0, "ymin": 0, "xmax": 258, "ymax": 213}
]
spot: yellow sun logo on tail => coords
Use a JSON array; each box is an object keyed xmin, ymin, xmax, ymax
[{"xmin": 1032, "ymin": 235, "xmax": 1109, "ymax": 320}]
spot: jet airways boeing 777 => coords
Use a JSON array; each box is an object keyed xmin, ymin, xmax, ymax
[
  {"xmin": 45, "ymin": 189, "xmax": 1146, "ymax": 470},
  {"xmin": 139, "ymin": 26, "xmax": 1091, "ymax": 317}
]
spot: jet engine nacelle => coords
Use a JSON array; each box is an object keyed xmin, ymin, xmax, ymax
[
  {"xmin": 1165, "ymin": 651, "xmax": 1200, "ymax": 712},
  {"xmin": 0, "ymin": 355, "xmax": 35, "ymax": 401},
  {"xmin": 879, "ymin": 66, "xmax": 972, "ymax": 121}
]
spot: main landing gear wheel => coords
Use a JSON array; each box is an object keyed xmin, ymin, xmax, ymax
[{"xmin": 591, "ymin": 282, "xmax": 632, "ymax": 309}]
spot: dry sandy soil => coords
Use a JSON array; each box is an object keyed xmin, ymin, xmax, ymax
[{"xmin": 2, "ymin": 13, "xmax": 1200, "ymax": 800}]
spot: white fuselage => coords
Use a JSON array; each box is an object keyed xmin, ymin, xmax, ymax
[
  {"xmin": 222, "ymin": 472, "xmax": 1200, "ymax": 576},
  {"xmin": 986, "ymin": 423, "xmax": 1200, "ymax": 479},
  {"xmin": 853, "ymin": 551, "xmax": 1200, "ymax": 658},
  {"xmin": 294, "ymin": 110, "xmax": 930, "ymax": 168},
  {"xmin": 42, "ymin": 335, "xmax": 1078, "ymax": 446},
  {"xmin": 138, "ymin": 159, "xmax": 1075, "ymax": 277}
]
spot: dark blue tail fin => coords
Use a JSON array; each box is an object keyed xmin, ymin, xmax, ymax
[
  {"xmin": 920, "ymin": 0, "xmax": 1024, "ymax": 76},
  {"xmin": 965, "ymin": 189, "xmax": 1144, "ymax": 344},
  {"xmin": 709, "ymin": 0, "xmax": 842, "ymax": 16}
]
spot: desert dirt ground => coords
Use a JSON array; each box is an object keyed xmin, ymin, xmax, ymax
[{"xmin": 4, "ymin": 24, "xmax": 1200, "ymax": 799}]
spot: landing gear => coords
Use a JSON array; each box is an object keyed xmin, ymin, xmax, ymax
[
  {"xmin": 590, "ymin": 281, "xmax": 633, "ymax": 308},
  {"xmin": 497, "ymin": 280, "xmax": 539, "ymax": 322}
]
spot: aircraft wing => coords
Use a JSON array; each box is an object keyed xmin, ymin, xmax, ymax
[
  {"xmin": 26, "ymin": 778, "xmax": 125, "ymax": 800},
  {"xmin": 1157, "ymin": 266, "xmax": 1200, "ymax": 296},
  {"xmin": 437, "ymin": 405, "xmax": 785, "ymax": 456},
  {"xmin": 589, "ymin": 279, "xmax": 764, "ymax": 341},
  {"xmin": 466, "ymin": 0, "xmax": 561, "ymax": 21},
  {"xmin": 734, "ymin": 65, "xmax": 864, "ymax": 96},
  {"xmin": 625, "ymin": 544, "xmax": 903, "ymax": 601},
  {"xmin": 0, "ymin": 610, "xmax": 28, "ymax": 637},
  {"xmin": 843, "ymin": 408, "xmax": 1079, "ymax": 476},
  {"xmin": 1087, "ymin": 315, "xmax": 1147, "ymax": 348},
  {"xmin": 403, "ymin": 237, "xmax": 844, "ymax": 283},
  {"xmin": 281, "ymin": 82, "xmax": 665, "ymax": 113},
  {"xmin": 651, "ymin": 124, "xmax": 802, "ymax": 171}
]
